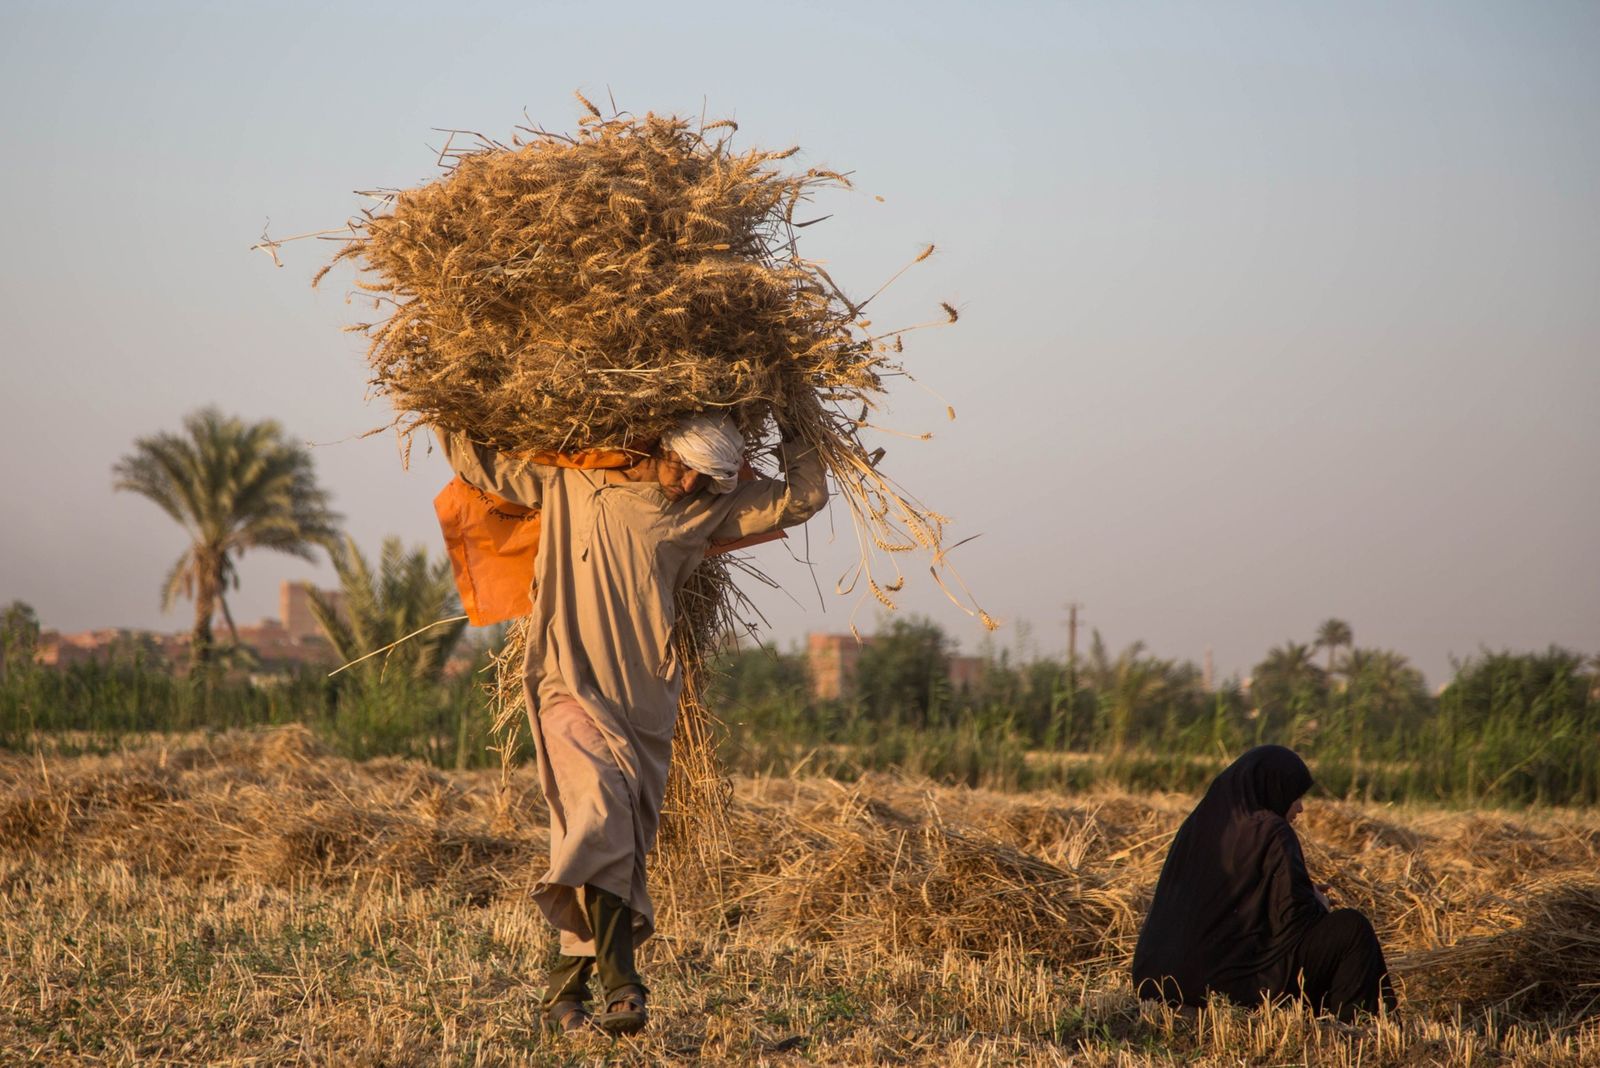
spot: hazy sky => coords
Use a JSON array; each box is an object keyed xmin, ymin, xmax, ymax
[{"xmin": 2, "ymin": 1, "xmax": 1596, "ymax": 687}]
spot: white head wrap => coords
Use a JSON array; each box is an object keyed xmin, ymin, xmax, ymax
[{"xmin": 662, "ymin": 413, "xmax": 745, "ymax": 494}]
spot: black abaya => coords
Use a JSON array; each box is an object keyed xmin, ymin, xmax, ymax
[
  {"xmin": 1292, "ymin": 908, "xmax": 1396, "ymax": 1022},
  {"xmin": 1130, "ymin": 745, "xmax": 1394, "ymax": 1019}
]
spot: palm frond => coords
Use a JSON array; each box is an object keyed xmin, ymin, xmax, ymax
[
  {"xmin": 317, "ymin": 535, "xmax": 465, "ymax": 686},
  {"xmin": 158, "ymin": 549, "xmax": 197, "ymax": 612}
]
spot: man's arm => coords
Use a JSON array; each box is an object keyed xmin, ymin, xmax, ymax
[
  {"xmin": 435, "ymin": 429, "xmax": 546, "ymax": 508},
  {"xmin": 709, "ymin": 436, "xmax": 829, "ymax": 541}
]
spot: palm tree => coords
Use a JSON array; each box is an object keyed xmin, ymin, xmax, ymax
[
  {"xmin": 308, "ymin": 536, "xmax": 468, "ymax": 688},
  {"xmin": 113, "ymin": 409, "xmax": 340, "ymax": 668},
  {"xmin": 1083, "ymin": 631, "xmax": 1174, "ymax": 755},
  {"xmin": 1, "ymin": 600, "xmax": 41, "ymax": 682},
  {"xmin": 1343, "ymin": 648, "xmax": 1429, "ymax": 730},
  {"xmin": 1250, "ymin": 642, "xmax": 1328, "ymax": 727},
  {"xmin": 1315, "ymin": 618, "xmax": 1354, "ymax": 677}
]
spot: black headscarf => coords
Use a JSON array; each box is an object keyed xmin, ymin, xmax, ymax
[{"xmin": 1131, "ymin": 745, "xmax": 1327, "ymax": 1007}]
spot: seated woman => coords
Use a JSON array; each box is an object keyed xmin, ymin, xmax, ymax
[{"xmin": 1131, "ymin": 745, "xmax": 1396, "ymax": 1022}]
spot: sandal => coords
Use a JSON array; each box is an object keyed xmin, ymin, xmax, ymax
[
  {"xmin": 595, "ymin": 984, "xmax": 648, "ymax": 1035},
  {"xmin": 544, "ymin": 999, "xmax": 596, "ymax": 1034}
]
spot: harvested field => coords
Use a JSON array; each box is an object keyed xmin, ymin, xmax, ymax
[{"xmin": 2, "ymin": 729, "xmax": 1598, "ymax": 1065}]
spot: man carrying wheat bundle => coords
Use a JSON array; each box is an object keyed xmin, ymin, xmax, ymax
[
  {"xmin": 291, "ymin": 94, "xmax": 981, "ymax": 1038},
  {"xmin": 438, "ymin": 416, "xmax": 826, "ymax": 1033}
]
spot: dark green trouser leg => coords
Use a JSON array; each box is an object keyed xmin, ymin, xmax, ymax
[
  {"xmin": 585, "ymin": 885, "xmax": 645, "ymax": 999},
  {"xmin": 542, "ymin": 954, "xmax": 593, "ymax": 1009}
]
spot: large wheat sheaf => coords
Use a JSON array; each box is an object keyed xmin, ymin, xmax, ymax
[{"xmin": 323, "ymin": 103, "xmax": 880, "ymax": 452}]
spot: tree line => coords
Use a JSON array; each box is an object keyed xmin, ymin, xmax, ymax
[{"xmin": 711, "ymin": 617, "xmax": 1600, "ymax": 806}]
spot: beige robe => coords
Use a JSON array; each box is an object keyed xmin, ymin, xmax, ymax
[{"xmin": 438, "ymin": 431, "xmax": 828, "ymax": 954}]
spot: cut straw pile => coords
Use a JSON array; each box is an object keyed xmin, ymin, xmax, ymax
[
  {"xmin": 8, "ymin": 733, "xmax": 1600, "ymax": 1041},
  {"xmin": 1389, "ymin": 878, "xmax": 1600, "ymax": 1019},
  {"xmin": 296, "ymin": 96, "xmax": 991, "ymax": 844}
]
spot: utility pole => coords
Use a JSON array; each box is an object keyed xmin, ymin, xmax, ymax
[
  {"xmin": 1064, "ymin": 602, "xmax": 1082, "ymax": 693},
  {"xmin": 1052, "ymin": 602, "xmax": 1084, "ymax": 752}
]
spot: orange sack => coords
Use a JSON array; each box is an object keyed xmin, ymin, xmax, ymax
[{"xmin": 435, "ymin": 452, "xmax": 783, "ymax": 627}]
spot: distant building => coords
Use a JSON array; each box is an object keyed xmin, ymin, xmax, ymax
[
  {"xmin": 807, "ymin": 632, "xmax": 864, "ymax": 701},
  {"xmin": 282, "ymin": 581, "xmax": 343, "ymax": 643},
  {"xmin": 34, "ymin": 581, "xmax": 344, "ymax": 673},
  {"xmin": 805, "ymin": 631, "xmax": 987, "ymax": 702},
  {"xmin": 231, "ymin": 618, "xmax": 336, "ymax": 671},
  {"xmin": 946, "ymin": 652, "xmax": 986, "ymax": 692},
  {"xmin": 35, "ymin": 627, "xmax": 187, "ymax": 669}
]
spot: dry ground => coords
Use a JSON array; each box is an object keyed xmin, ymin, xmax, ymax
[{"xmin": 2, "ymin": 728, "xmax": 1597, "ymax": 1066}]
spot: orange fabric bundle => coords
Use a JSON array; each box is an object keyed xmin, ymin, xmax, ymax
[
  {"xmin": 434, "ymin": 477, "xmax": 541, "ymax": 628},
  {"xmin": 435, "ymin": 454, "xmax": 784, "ymax": 627}
]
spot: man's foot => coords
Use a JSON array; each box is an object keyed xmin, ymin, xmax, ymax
[
  {"xmin": 595, "ymin": 984, "xmax": 648, "ymax": 1035},
  {"xmin": 544, "ymin": 999, "xmax": 596, "ymax": 1034}
]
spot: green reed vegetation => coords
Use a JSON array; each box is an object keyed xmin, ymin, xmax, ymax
[
  {"xmin": 0, "ymin": 651, "xmax": 503, "ymax": 770},
  {"xmin": 709, "ymin": 619, "xmax": 1600, "ymax": 807},
  {"xmin": 5, "ymin": 608, "xmax": 1596, "ymax": 807}
]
